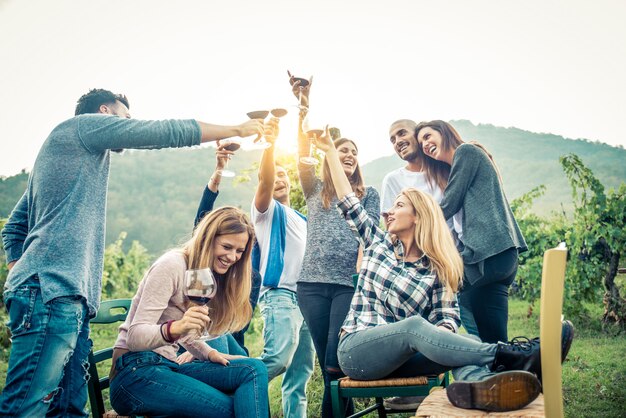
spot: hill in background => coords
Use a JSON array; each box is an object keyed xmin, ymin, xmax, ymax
[{"xmin": 1, "ymin": 120, "xmax": 624, "ymax": 256}]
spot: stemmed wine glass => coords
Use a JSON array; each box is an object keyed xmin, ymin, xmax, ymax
[
  {"xmin": 299, "ymin": 112, "xmax": 322, "ymax": 165},
  {"xmin": 183, "ymin": 267, "xmax": 217, "ymax": 341},
  {"xmin": 245, "ymin": 110, "xmax": 272, "ymax": 149},
  {"xmin": 216, "ymin": 139, "xmax": 241, "ymax": 178}
]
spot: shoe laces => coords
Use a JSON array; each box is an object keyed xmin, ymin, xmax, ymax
[{"xmin": 508, "ymin": 336, "xmax": 533, "ymax": 351}]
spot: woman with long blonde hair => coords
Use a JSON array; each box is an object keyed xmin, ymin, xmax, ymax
[
  {"xmin": 109, "ymin": 207, "xmax": 268, "ymax": 418},
  {"xmin": 313, "ymin": 129, "xmax": 572, "ymax": 413},
  {"xmin": 291, "ymin": 77, "xmax": 380, "ymax": 417}
]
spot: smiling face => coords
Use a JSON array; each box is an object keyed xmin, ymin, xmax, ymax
[
  {"xmin": 417, "ymin": 126, "xmax": 456, "ymax": 164},
  {"xmin": 337, "ymin": 140, "xmax": 359, "ymax": 177},
  {"xmin": 385, "ymin": 194, "xmax": 417, "ymax": 236},
  {"xmin": 272, "ymin": 166, "xmax": 291, "ymax": 203},
  {"xmin": 389, "ymin": 121, "xmax": 420, "ymax": 162},
  {"xmin": 211, "ymin": 232, "xmax": 249, "ymax": 274}
]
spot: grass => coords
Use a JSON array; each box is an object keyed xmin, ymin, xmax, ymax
[{"xmin": 1, "ymin": 299, "xmax": 624, "ymax": 417}]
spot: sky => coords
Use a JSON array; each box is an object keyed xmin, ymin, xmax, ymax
[{"xmin": 1, "ymin": 0, "xmax": 625, "ymax": 177}]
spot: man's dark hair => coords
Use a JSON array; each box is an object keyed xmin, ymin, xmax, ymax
[{"xmin": 74, "ymin": 88, "xmax": 130, "ymax": 116}]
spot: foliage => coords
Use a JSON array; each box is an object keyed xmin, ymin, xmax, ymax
[
  {"xmin": 559, "ymin": 154, "xmax": 626, "ymax": 325},
  {"xmin": 511, "ymin": 186, "xmax": 568, "ymax": 306},
  {"xmin": 101, "ymin": 232, "xmax": 151, "ymax": 299},
  {"xmin": 0, "ymin": 170, "xmax": 27, "ymax": 218}
]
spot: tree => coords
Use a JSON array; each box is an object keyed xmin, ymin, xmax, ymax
[
  {"xmin": 102, "ymin": 232, "xmax": 151, "ymax": 299},
  {"xmin": 560, "ymin": 154, "xmax": 626, "ymax": 326}
]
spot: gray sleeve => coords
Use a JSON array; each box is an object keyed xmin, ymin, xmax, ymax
[
  {"xmin": 440, "ymin": 145, "xmax": 481, "ymax": 220},
  {"xmin": 2, "ymin": 192, "xmax": 29, "ymax": 263},
  {"xmin": 363, "ymin": 187, "xmax": 381, "ymax": 225},
  {"xmin": 76, "ymin": 115, "xmax": 201, "ymax": 153}
]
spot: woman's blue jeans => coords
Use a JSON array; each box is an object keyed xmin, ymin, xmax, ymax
[
  {"xmin": 110, "ymin": 351, "xmax": 269, "ymax": 418},
  {"xmin": 338, "ymin": 315, "xmax": 499, "ymax": 382},
  {"xmin": 0, "ymin": 278, "xmax": 91, "ymax": 418}
]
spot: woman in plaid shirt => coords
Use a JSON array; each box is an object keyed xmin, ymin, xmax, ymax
[{"xmin": 313, "ymin": 129, "xmax": 573, "ymax": 412}]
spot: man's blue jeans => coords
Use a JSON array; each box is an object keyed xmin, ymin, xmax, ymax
[
  {"xmin": 110, "ymin": 351, "xmax": 269, "ymax": 418},
  {"xmin": 0, "ymin": 278, "xmax": 91, "ymax": 417},
  {"xmin": 258, "ymin": 288, "xmax": 314, "ymax": 418}
]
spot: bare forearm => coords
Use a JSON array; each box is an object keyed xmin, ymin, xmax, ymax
[
  {"xmin": 326, "ymin": 147, "xmax": 353, "ymax": 199},
  {"xmin": 197, "ymin": 123, "xmax": 243, "ymax": 143}
]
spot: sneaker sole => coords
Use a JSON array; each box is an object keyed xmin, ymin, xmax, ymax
[{"xmin": 446, "ymin": 371, "xmax": 541, "ymax": 412}]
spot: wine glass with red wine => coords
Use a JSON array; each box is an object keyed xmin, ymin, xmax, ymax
[
  {"xmin": 183, "ymin": 267, "xmax": 217, "ymax": 341},
  {"xmin": 245, "ymin": 110, "xmax": 272, "ymax": 149},
  {"xmin": 217, "ymin": 139, "xmax": 241, "ymax": 178}
]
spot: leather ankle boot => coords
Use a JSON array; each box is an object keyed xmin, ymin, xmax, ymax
[
  {"xmin": 491, "ymin": 337, "xmax": 541, "ymax": 375},
  {"xmin": 446, "ymin": 371, "xmax": 542, "ymax": 412}
]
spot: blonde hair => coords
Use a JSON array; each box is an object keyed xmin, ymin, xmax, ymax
[
  {"xmin": 181, "ymin": 206, "xmax": 254, "ymax": 335},
  {"xmin": 400, "ymin": 188, "xmax": 463, "ymax": 295},
  {"xmin": 321, "ymin": 138, "xmax": 365, "ymax": 209}
]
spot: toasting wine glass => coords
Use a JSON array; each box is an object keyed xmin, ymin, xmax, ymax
[
  {"xmin": 299, "ymin": 112, "xmax": 322, "ymax": 165},
  {"xmin": 183, "ymin": 268, "xmax": 217, "ymax": 341},
  {"xmin": 245, "ymin": 110, "xmax": 272, "ymax": 149},
  {"xmin": 288, "ymin": 71, "xmax": 310, "ymax": 110},
  {"xmin": 216, "ymin": 139, "xmax": 241, "ymax": 178}
]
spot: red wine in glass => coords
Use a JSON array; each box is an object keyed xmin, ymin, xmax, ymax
[
  {"xmin": 223, "ymin": 142, "xmax": 241, "ymax": 152},
  {"xmin": 183, "ymin": 268, "xmax": 217, "ymax": 341}
]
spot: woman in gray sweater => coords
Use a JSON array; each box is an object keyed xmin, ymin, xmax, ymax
[{"xmin": 416, "ymin": 120, "xmax": 527, "ymax": 344}]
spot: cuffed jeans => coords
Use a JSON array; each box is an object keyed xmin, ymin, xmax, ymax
[
  {"xmin": 110, "ymin": 351, "xmax": 269, "ymax": 418},
  {"xmin": 338, "ymin": 315, "xmax": 498, "ymax": 383},
  {"xmin": 258, "ymin": 288, "xmax": 314, "ymax": 418},
  {"xmin": 0, "ymin": 278, "xmax": 91, "ymax": 418}
]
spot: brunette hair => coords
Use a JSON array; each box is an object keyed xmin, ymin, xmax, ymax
[
  {"xmin": 415, "ymin": 120, "xmax": 501, "ymax": 185},
  {"xmin": 75, "ymin": 88, "xmax": 129, "ymax": 115},
  {"xmin": 321, "ymin": 138, "xmax": 365, "ymax": 209},
  {"xmin": 181, "ymin": 206, "xmax": 255, "ymax": 335}
]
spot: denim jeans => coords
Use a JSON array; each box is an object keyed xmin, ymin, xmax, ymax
[
  {"xmin": 208, "ymin": 333, "xmax": 248, "ymax": 356},
  {"xmin": 337, "ymin": 315, "xmax": 498, "ymax": 382},
  {"xmin": 258, "ymin": 288, "xmax": 314, "ymax": 418},
  {"xmin": 297, "ymin": 282, "xmax": 355, "ymax": 418},
  {"xmin": 460, "ymin": 247, "xmax": 519, "ymax": 343},
  {"xmin": 110, "ymin": 351, "xmax": 269, "ymax": 418},
  {"xmin": 0, "ymin": 278, "xmax": 91, "ymax": 417}
]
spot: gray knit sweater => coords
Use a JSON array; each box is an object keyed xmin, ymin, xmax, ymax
[
  {"xmin": 440, "ymin": 144, "xmax": 527, "ymax": 281},
  {"xmin": 297, "ymin": 164, "xmax": 380, "ymax": 287},
  {"xmin": 2, "ymin": 114, "xmax": 201, "ymax": 315}
]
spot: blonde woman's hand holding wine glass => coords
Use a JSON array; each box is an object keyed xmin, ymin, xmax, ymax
[{"xmin": 169, "ymin": 305, "xmax": 212, "ymax": 340}]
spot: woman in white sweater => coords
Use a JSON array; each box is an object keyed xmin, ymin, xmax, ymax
[{"xmin": 109, "ymin": 207, "xmax": 268, "ymax": 418}]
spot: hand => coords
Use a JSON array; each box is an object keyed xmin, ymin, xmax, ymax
[
  {"xmin": 237, "ymin": 119, "xmax": 264, "ymax": 142},
  {"xmin": 169, "ymin": 306, "xmax": 211, "ymax": 339},
  {"xmin": 287, "ymin": 70, "xmax": 312, "ymax": 108},
  {"xmin": 175, "ymin": 351, "xmax": 195, "ymax": 365},
  {"xmin": 214, "ymin": 143, "xmax": 234, "ymax": 171},
  {"xmin": 312, "ymin": 125, "xmax": 335, "ymax": 153},
  {"xmin": 207, "ymin": 350, "xmax": 246, "ymax": 366},
  {"xmin": 264, "ymin": 117, "xmax": 280, "ymax": 145}
]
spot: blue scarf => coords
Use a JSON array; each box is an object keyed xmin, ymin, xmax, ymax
[{"xmin": 252, "ymin": 200, "xmax": 306, "ymax": 288}]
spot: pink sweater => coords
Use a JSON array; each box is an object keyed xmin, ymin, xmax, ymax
[{"xmin": 114, "ymin": 250, "xmax": 216, "ymax": 362}]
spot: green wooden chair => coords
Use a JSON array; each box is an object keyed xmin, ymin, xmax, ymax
[
  {"xmin": 86, "ymin": 298, "xmax": 132, "ymax": 418},
  {"xmin": 329, "ymin": 274, "xmax": 449, "ymax": 417}
]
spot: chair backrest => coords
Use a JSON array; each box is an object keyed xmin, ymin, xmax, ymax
[
  {"xmin": 87, "ymin": 298, "xmax": 132, "ymax": 418},
  {"xmin": 539, "ymin": 244, "xmax": 568, "ymax": 418}
]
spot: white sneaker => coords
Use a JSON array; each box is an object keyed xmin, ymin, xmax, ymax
[{"xmin": 383, "ymin": 396, "xmax": 426, "ymax": 411}]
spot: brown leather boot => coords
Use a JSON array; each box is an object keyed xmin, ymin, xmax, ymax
[{"xmin": 446, "ymin": 371, "xmax": 541, "ymax": 412}]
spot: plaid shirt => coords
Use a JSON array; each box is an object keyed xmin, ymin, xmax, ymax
[{"xmin": 338, "ymin": 193, "xmax": 461, "ymax": 334}]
